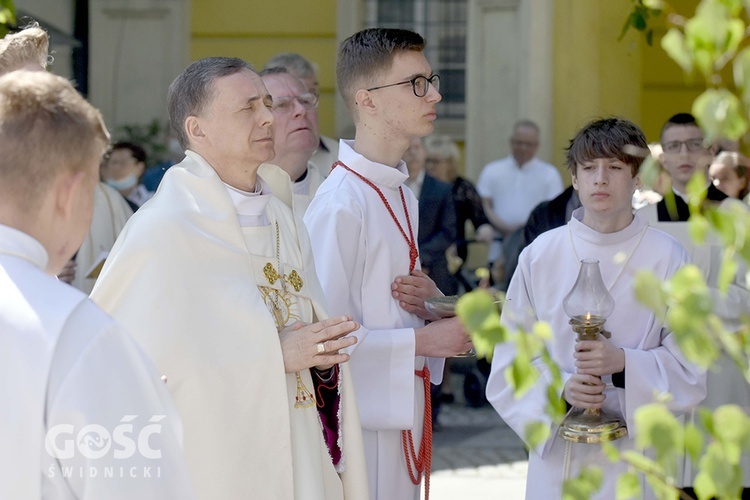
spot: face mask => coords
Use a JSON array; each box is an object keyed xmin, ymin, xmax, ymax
[{"xmin": 105, "ymin": 173, "xmax": 138, "ymax": 192}]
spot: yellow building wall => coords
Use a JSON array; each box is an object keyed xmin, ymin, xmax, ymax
[
  {"xmin": 188, "ymin": 0, "xmax": 706, "ymax": 171},
  {"xmin": 552, "ymin": 0, "xmax": 704, "ymax": 173},
  {"xmin": 552, "ymin": 1, "xmax": 642, "ymax": 175},
  {"xmin": 190, "ymin": 0, "xmax": 339, "ymax": 137}
]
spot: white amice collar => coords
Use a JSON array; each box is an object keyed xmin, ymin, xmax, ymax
[
  {"xmin": 569, "ymin": 207, "xmax": 648, "ymax": 246},
  {"xmin": 0, "ymin": 224, "xmax": 48, "ymax": 270},
  {"xmin": 224, "ymin": 177, "xmax": 272, "ymax": 227}
]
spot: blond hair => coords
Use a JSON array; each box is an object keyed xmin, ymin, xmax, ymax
[
  {"xmin": 424, "ymin": 134, "xmax": 460, "ymax": 163},
  {"xmin": 0, "ymin": 71, "xmax": 109, "ymax": 210},
  {"xmin": 0, "ymin": 25, "xmax": 50, "ymax": 74}
]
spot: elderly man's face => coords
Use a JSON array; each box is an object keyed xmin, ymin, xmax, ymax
[
  {"xmin": 262, "ymin": 73, "xmax": 319, "ymax": 164},
  {"xmin": 196, "ymin": 69, "xmax": 275, "ymax": 169},
  {"xmin": 510, "ymin": 125, "xmax": 539, "ymax": 166}
]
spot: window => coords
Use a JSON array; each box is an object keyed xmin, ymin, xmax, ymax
[{"xmin": 365, "ymin": 0, "xmax": 467, "ymax": 125}]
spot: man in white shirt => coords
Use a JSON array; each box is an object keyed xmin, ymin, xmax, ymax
[
  {"xmin": 477, "ymin": 120, "xmax": 563, "ymax": 263},
  {"xmin": 0, "ymin": 70, "xmax": 194, "ymax": 499},
  {"xmin": 304, "ymin": 28, "xmax": 472, "ymax": 500},
  {"xmin": 91, "ymin": 57, "xmax": 369, "ymax": 500},
  {"xmin": 487, "ymin": 117, "xmax": 705, "ymax": 499},
  {"xmin": 260, "ymin": 67, "xmax": 325, "ymax": 214}
]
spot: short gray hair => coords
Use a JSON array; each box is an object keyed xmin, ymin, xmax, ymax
[
  {"xmin": 513, "ymin": 119, "xmax": 539, "ymax": 135},
  {"xmin": 167, "ymin": 57, "xmax": 253, "ymax": 149},
  {"xmin": 265, "ymin": 52, "xmax": 317, "ymax": 80}
]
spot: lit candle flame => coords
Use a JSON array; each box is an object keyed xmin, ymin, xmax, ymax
[{"xmin": 585, "ymin": 312, "xmax": 591, "ymax": 323}]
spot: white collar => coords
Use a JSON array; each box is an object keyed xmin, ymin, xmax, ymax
[
  {"xmin": 0, "ymin": 224, "xmax": 48, "ymax": 270},
  {"xmin": 337, "ymin": 139, "xmax": 409, "ymax": 189}
]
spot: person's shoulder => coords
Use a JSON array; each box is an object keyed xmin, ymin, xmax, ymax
[
  {"xmin": 305, "ymin": 172, "xmax": 363, "ymax": 221},
  {"xmin": 635, "ymin": 202, "xmax": 660, "ymax": 224},
  {"xmin": 480, "ymin": 156, "xmax": 510, "ymax": 174},
  {"xmin": 522, "ymin": 224, "xmax": 567, "ymax": 259},
  {"xmin": 643, "ymin": 224, "xmax": 688, "ymax": 260},
  {"xmin": 424, "ymin": 173, "xmax": 452, "ymax": 193},
  {"xmin": 534, "ymin": 158, "xmax": 562, "ymax": 174}
]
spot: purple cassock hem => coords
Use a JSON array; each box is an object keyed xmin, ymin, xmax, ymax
[{"xmin": 313, "ymin": 365, "xmax": 342, "ymax": 466}]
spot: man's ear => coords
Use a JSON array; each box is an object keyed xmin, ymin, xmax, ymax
[
  {"xmin": 571, "ymin": 173, "xmax": 579, "ymax": 191},
  {"xmin": 354, "ymin": 89, "xmax": 377, "ymax": 116},
  {"xmin": 185, "ymin": 115, "xmax": 205, "ymax": 146},
  {"xmin": 55, "ymin": 170, "xmax": 86, "ymax": 219}
]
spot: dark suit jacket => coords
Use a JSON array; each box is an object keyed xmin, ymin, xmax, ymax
[
  {"xmin": 656, "ymin": 184, "xmax": 728, "ymax": 222},
  {"xmin": 417, "ymin": 173, "xmax": 457, "ymax": 295}
]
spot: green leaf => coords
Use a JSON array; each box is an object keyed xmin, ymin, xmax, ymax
[
  {"xmin": 545, "ymin": 382, "xmax": 567, "ymax": 421},
  {"xmin": 616, "ymin": 472, "xmax": 641, "ymax": 500},
  {"xmin": 685, "ymin": 423, "xmax": 704, "ymax": 464},
  {"xmin": 602, "ymin": 440, "xmax": 621, "ymax": 463},
  {"xmin": 688, "ymin": 214, "xmax": 710, "ymax": 244},
  {"xmin": 661, "ymin": 28, "xmax": 693, "ymax": 73},
  {"xmin": 634, "ymin": 404, "xmax": 681, "ymax": 465},
  {"xmin": 505, "ymin": 352, "xmax": 539, "ymax": 397},
  {"xmin": 643, "ymin": 0, "xmax": 664, "ymax": 9},
  {"xmin": 718, "ymin": 249, "xmax": 738, "ymax": 294},
  {"xmin": 733, "ymin": 47, "xmax": 750, "ymax": 105},
  {"xmin": 563, "ymin": 466, "xmax": 603, "ymax": 500},
  {"xmin": 622, "ymin": 450, "xmax": 659, "ymax": 473},
  {"xmin": 456, "ymin": 290, "xmax": 501, "ymax": 332},
  {"xmin": 524, "ymin": 420, "xmax": 551, "ymax": 449},
  {"xmin": 456, "ymin": 290, "xmax": 507, "ymax": 361},
  {"xmin": 634, "ymin": 271, "xmax": 667, "ymax": 314},
  {"xmin": 692, "ymin": 88, "xmax": 748, "ymax": 142},
  {"xmin": 687, "ymin": 171, "xmax": 710, "ymax": 212}
]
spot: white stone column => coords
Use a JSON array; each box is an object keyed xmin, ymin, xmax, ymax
[
  {"xmin": 89, "ymin": 0, "xmax": 190, "ymax": 130},
  {"xmin": 465, "ymin": 0, "xmax": 553, "ymax": 181}
]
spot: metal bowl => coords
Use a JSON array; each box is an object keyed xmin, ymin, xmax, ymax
[{"xmin": 424, "ymin": 295, "xmax": 460, "ymax": 318}]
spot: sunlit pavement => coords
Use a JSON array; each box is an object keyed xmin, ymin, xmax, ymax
[{"xmin": 423, "ymin": 374, "xmax": 529, "ymax": 500}]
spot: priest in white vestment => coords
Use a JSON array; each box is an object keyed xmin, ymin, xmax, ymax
[
  {"xmin": 70, "ymin": 181, "xmax": 132, "ymax": 293},
  {"xmin": 487, "ymin": 118, "xmax": 706, "ymax": 499},
  {"xmin": 90, "ymin": 57, "xmax": 369, "ymax": 500},
  {"xmin": 305, "ymin": 29, "xmax": 473, "ymax": 500},
  {"xmin": 260, "ymin": 68, "xmax": 325, "ymax": 215},
  {"xmin": 0, "ymin": 71, "xmax": 194, "ymax": 500}
]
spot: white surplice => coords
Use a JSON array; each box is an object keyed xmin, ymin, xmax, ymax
[
  {"xmin": 486, "ymin": 209, "xmax": 706, "ymax": 499},
  {"xmin": 0, "ymin": 224, "xmax": 194, "ymax": 500},
  {"xmin": 639, "ymin": 199, "xmax": 750, "ymax": 486},
  {"xmin": 71, "ymin": 182, "xmax": 132, "ymax": 293},
  {"xmin": 304, "ymin": 140, "xmax": 445, "ymax": 500},
  {"xmin": 291, "ymin": 161, "xmax": 326, "ymax": 215},
  {"xmin": 90, "ymin": 151, "xmax": 368, "ymax": 500}
]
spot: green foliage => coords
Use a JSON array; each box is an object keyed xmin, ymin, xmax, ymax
[
  {"xmin": 462, "ymin": 3, "xmax": 750, "ymax": 499},
  {"xmin": 634, "ymin": 404, "xmax": 682, "ymax": 470},
  {"xmin": 524, "ymin": 420, "xmax": 551, "ymax": 450},
  {"xmin": 563, "ymin": 466, "xmax": 603, "ymax": 500},
  {"xmin": 456, "ymin": 290, "xmax": 506, "ymax": 360},
  {"xmin": 620, "ymin": 0, "xmax": 663, "ymax": 45},
  {"xmin": 616, "ymin": 471, "xmax": 641, "ymax": 499},
  {"xmin": 692, "ymin": 88, "xmax": 747, "ymax": 141},
  {"xmin": 113, "ymin": 119, "xmax": 170, "ymax": 168},
  {"xmin": 0, "ymin": 0, "xmax": 15, "ymax": 38}
]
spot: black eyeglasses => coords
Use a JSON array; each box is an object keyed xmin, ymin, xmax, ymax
[
  {"xmin": 367, "ymin": 74, "xmax": 440, "ymax": 98},
  {"xmin": 661, "ymin": 138, "xmax": 706, "ymax": 154}
]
